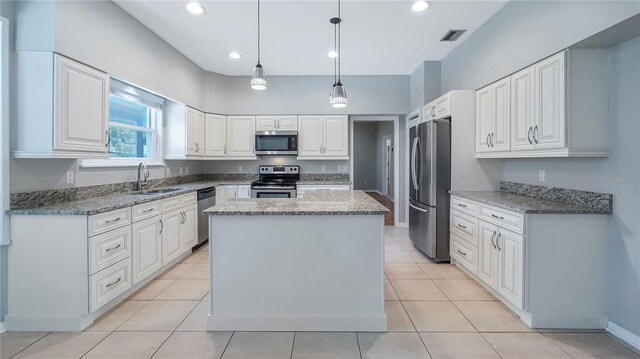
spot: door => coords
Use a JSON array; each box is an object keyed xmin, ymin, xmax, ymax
[
  {"xmin": 161, "ymin": 210, "xmax": 182, "ymax": 265},
  {"xmin": 298, "ymin": 116, "xmax": 323, "ymax": 157},
  {"xmin": 277, "ymin": 116, "xmax": 298, "ymax": 130},
  {"xmin": 54, "ymin": 55, "xmax": 109, "ymax": 153},
  {"xmin": 323, "ymin": 116, "xmax": 348, "ymax": 157},
  {"xmin": 227, "ymin": 116, "xmax": 256, "ymax": 157},
  {"xmin": 384, "ymin": 137, "xmax": 393, "ymax": 198},
  {"xmin": 534, "ymin": 51, "xmax": 566, "ymax": 149},
  {"xmin": 186, "ymin": 107, "xmax": 204, "ymax": 156},
  {"xmin": 205, "ymin": 114, "xmax": 227, "ymax": 157},
  {"xmin": 225, "ymin": 186, "xmax": 238, "ymax": 200},
  {"xmin": 256, "ymin": 116, "xmax": 277, "ymax": 131},
  {"xmin": 181, "ymin": 204, "xmax": 198, "ymax": 252},
  {"xmin": 434, "ymin": 93, "xmax": 451, "ymax": 119},
  {"xmin": 409, "ymin": 200, "xmax": 437, "ymax": 258},
  {"xmin": 475, "ymin": 86, "xmax": 493, "ymax": 152},
  {"xmin": 132, "ymin": 216, "xmax": 162, "ymax": 284},
  {"xmin": 478, "ymin": 221, "xmax": 498, "ymax": 289},
  {"xmin": 498, "ymin": 229, "xmax": 524, "ymax": 309},
  {"xmin": 511, "ymin": 66, "xmax": 536, "ymax": 150},
  {"xmin": 492, "ymin": 78, "xmax": 511, "ymax": 151},
  {"xmin": 238, "ymin": 185, "xmax": 251, "ymax": 198}
]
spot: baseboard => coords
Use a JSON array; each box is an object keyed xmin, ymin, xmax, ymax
[
  {"xmin": 0, "ymin": 321, "xmax": 6, "ymax": 333},
  {"xmin": 208, "ymin": 314, "xmax": 387, "ymax": 332},
  {"xmin": 607, "ymin": 321, "xmax": 640, "ymax": 351}
]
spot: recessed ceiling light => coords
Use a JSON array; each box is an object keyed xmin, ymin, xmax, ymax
[
  {"xmin": 328, "ymin": 50, "xmax": 339, "ymax": 58},
  {"xmin": 412, "ymin": 0, "xmax": 429, "ymax": 12},
  {"xmin": 229, "ymin": 52, "xmax": 242, "ymax": 59},
  {"xmin": 186, "ymin": 3, "xmax": 205, "ymax": 15}
]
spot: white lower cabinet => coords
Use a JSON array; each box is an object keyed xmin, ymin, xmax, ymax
[
  {"xmin": 238, "ymin": 185, "xmax": 251, "ymax": 199},
  {"xmin": 477, "ymin": 221, "xmax": 499, "ymax": 289},
  {"xmin": 181, "ymin": 204, "xmax": 198, "ymax": 251},
  {"xmin": 132, "ymin": 216, "xmax": 162, "ymax": 285},
  {"xmin": 89, "ymin": 257, "xmax": 132, "ymax": 312},
  {"xmin": 162, "ymin": 209, "xmax": 184, "ymax": 265},
  {"xmin": 297, "ymin": 184, "xmax": 350, "ymax": 198},
  {"xmin": 497, "ymin": 229, "xmax": 524, "ymax": 308},
  {"xmin": 217, "ymin": 184, "xmax": 251, "ymax": 203}
]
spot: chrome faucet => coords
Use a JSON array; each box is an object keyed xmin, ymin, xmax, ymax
[{"xmin": 137, "ymin": 162, "xmax": 149, "ymax": 191}]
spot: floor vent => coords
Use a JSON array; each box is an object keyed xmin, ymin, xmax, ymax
[{"xmin": 441, "ymin": 29, "xmax": 467, "ymax": 42}]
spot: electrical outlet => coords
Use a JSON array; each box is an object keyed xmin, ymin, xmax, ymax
[
  {"xmin": 185, "ymin": 166, "xmax": 190, "ymax": 175},
  {"xmin": 165, "ymin": 167, "xmax": 171, "ymax": 176},
  {"xmin": 179, "ymin": 167, "xmax": 184, "ymax": 175},
  {"xmin": 539, "ymin": 170, "xmax": 546, "ymax": 182},
  {"xmin": 321, "ymin": 165, "xmax": 326, "ymax": 173},
  {"xmin": 238, "ymin": 165, "xmax": 243, "ymax": 172},
  {"xmin": 66, "ymin": 171, "xmax": 74, "ymax": 184}
]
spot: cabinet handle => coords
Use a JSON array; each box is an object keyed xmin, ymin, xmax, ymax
[
  {"xmin": 142, "ymin": 208, "xmax": 154, "ymax": 213},
  {"xmin": 224, "ymin": 145, "xmax": 227, "ymax": 154},
  {"xmin": 457, "ymin": 203, "xmax": 467, "ymax": 208},
  {"xmin": 105, "ymin": 130, "xmax": 111, "ymax": 148},
  {"xmin": 104, "ymin": 217, "xmax": 121, "ymax": 224},
  {"xmin": 491, "ymin": 213, "xmax": 505, "ymax": 220},
  {"xmin": 491, "ymin": 231, "xmax": 497, "ymax": 249},
  {"xmin": 496, "ymin": 233, "xmax": 502, "ymax": 251},
  {"xmin": 491, "ymin": 132, "xmax": 495, "ymax": 147},
  {"xmin": 533, "ymin": 125, "xmax": 539, "ymax": 144},
  {"xmin": 431, "ymin": 107, "xmax": 435, "ymax": 118},
  {"xmin": 181, "ymin": 212, "xmax": 185, "ymax": 225},
  {"xmin": 457, "ymin": 223, "xmax": 467, "ymax": 229},
  {"xmin": 159, "ymin": 219, "xmax": 163, "ymax": 234},
  {"xmin": 277, "ymin": 119, "xmax": 280, "ymax": 128},
  {"xmin": 457, "ymin": 249, "xmax": 467, "ymax": 256},
  {"xmin": 527, "ymin": 126, "xmax": 533, "ymax": 144},
  {"xmin": 105, "ymin": 277, "xmax": 122, "ymax": 288},
  {"xmin": 486, "ymin": 133, "xmax": 491, "ymax": 148},
  {"xmin": 105, "ymin": 244, "xmax": 121, "ymax": 252}
]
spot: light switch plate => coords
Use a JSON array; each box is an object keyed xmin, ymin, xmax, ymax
[{"xmin": 539, "ymin": 170, "xmax": 546, "ymax": 182}]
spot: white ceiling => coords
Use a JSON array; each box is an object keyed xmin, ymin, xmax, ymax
[{"xmin": 114, "ymin": 0, "xmax": 508, "ymax": 76}]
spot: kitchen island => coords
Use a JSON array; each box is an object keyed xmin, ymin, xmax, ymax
[{"xmin": 204, "ymin": 190, "xmax": 388, "ymax": 332}]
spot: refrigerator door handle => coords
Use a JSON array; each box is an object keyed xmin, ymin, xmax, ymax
[
  {"xmin": 411, "ymin": 137, "xmax": 419, "ymax": 190},
  {"xmin": 409, "ymin": 202, "xmax": 429, "ymax": 213}
]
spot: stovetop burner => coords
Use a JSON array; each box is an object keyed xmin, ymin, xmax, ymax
[{"xmin": 251, "ymin": 165, "xmax": 300, "ymax": 189}]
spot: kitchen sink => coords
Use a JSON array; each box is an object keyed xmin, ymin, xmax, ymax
[{"xmin": 134, "ymin": 187, "xmax": 182, "ymax": 195}]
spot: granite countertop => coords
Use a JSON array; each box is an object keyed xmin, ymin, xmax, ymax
[
  {"xmin": 204, "ymin": 190, "xmax": 388, "ymax": 216},
  {"xmin": 8, "ymin": 180, "xmax": 253, "ymax": 216},
  {"xmin": 450, "ymin": 191, "xmax": 610, "ymax": 214}
]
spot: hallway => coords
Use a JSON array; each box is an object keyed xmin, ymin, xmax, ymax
[{"xmin": 367, "ymin": 191, "xmax": 395, "ymax": 226}]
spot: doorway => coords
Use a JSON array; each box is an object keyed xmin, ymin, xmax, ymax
[{"xmin": 382, "ymin": 135, "xmax": 393, "ymax": 200}]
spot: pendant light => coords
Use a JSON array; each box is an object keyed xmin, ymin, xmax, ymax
[
  {"xmin": 329, "ymin": 0, "xmax": 347, "ymax": 108},
  {"xmin": 251, "ymin": 0, "xmax": 267, "ymax": 90}
]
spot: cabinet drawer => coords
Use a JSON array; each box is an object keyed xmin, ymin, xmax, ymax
[
  {"xmin": 180, "ymin": 192, "xmax": 197, "ymax": 205},
  {"xmin": 89, "ymin": 208, "xmax": 132, "ymax": 236},
  {"xmin": 450, "ymin": 210, "xmax": 478, "ymax": 246},
  {"xmin": 451, "ymin": 196, "xmax": 479, "ymax": 216},
  {"xmin": 162, "ymin": 192, "xmax": 196, "ymax": 213},
  {"xmin": 132, "ymin": 200, "xmax": 161, "ymax": 222},
  {"xmin": 451, "ymin": 233, "xmax": 477, "ymax": 275},
  {"xmin": 89, "ymin": 257, "xmax": 132, "ymax": 312},
  {"xmin": 480, "ymin": 205, "xmax": 524, "ymax": 235},
  {"xmin": 89, "ymin": 226, "xmax": 132, "ymax": 275}
]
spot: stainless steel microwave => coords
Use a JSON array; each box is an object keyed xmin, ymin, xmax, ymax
[{"xmin": 255, "ymin": 131, "xmax": 298, "ymax": 155}]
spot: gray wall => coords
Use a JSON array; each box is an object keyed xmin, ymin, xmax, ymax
[
  {"xmin": 353, "ymin": 122, "xmax": 378, "ymax": 191},
  {"xmin": 439, "ymin": 0, "xmax": 640, "ymax": 337},
  {"xmin": 409, "ymin": 61, "xmax": 441, "ymax": 111},
  {"xmin": 200, "ymin": 158, "xmax": 348, "ymax": 175},
  {"xmin": 441, "ymin": 0, "xmax": 639, "ymax": 92}
]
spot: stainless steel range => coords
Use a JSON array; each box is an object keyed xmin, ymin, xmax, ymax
[{"xmin": 251, "ymin": 165, "xmax": 299, "ymax": 198}]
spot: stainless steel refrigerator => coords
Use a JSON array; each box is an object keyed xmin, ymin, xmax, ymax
[{"xmin": 409, "ymin": 118, "xmax": 451, "ymax": 262}]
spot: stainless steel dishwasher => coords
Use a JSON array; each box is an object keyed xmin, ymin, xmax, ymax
[{"xmin": 196, "ymin": 187, "xmax": 216, "ymax": 248}]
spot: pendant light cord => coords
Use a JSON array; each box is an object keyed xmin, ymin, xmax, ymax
[
  {"xmin": 337, "ymin": 0, "xmax": 341, "ymax": 82},
  {"xmin": 333, "ymin": 16, "xmax": 337, "ymax": 84},
  {"xmin": 257, "ymin": 0, "xmax": 261, "ymax": 64}
]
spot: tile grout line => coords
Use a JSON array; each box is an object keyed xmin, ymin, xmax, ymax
[
  {"xmin": 478, "ymin": 332, "xmax": 505, "ymax": 359},
  {"xmin": 538, "ymin": 331, "xmax": 582, "ymax": 359},
  {"xmin": 355, "ymin": 331, "xmax": 363, "ymax": 359},
  {"xmin": 289, "ymin": 331, "xmax": 296, "ymax": 359},
  {"xmin": 219, "ymin": 331, "xmax": 235, "ymax": 359},
  {"xmin": 8, "ymin": 331, "xmax": 52, "ymax": 359}
]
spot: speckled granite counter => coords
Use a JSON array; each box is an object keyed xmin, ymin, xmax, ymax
[
  {"xmin": 205, "ymin": 190, "xmax": 388, "ymax": 216},
  {"xmin": 8, "ymin": 180, "xmax": 252, "ymax": 216},
  {"xmin": 450, "ymin": 191, "xmax": 611, "ymax": 214}
]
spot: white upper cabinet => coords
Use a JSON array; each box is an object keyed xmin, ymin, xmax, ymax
[
  {"xmin": 511, "ymin": 66, "xmax": 536, "ymax": 151},
  {"xmin": 476, "ymin": 49, "xmax": 608, "ymax": 158},
  {"xmin": 13, "ymin": 53, "xmax": 110, "ymax": 158},
  {"xmin": 227, "ymin": 116, "xmax": 256, "ymax": 158},
  {"xmin": 186, "ymin": 107, "xmax": 205, "ymax": 156},
  {"xmin": 298, "ymin": 115, "xmax": 348, "ymax": 160},
  {"xmin": 205, "ymin": 114, "xmax": 227, "ymax": 157},
  {"xmin": 256, "ymin": 115, "xmax": 298, "ymax": 131},
  {"xmin": 422, "ymin": 93, "xmax": 451, "ymax": 121}
]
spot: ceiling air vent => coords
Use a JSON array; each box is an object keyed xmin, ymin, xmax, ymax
[{"xmin": 440, "ymin": 29, "xmax": 467, "ymax": 42}]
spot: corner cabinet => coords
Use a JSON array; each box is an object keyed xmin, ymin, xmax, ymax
[
  {"xmin": 13, "ymin": 53, "xmax": 110, "ymax": 158},
  {"xmin": 297, "ymin": 115, "xmax": 349, "ymax": 160},
  {"xmin": 476, "ymin": 49, "xmax": 609, "ymax": 158},
  {"xmin": 449, "ymin": 195, "xmax": 609, "ymax": 330},
  {"xmin": 186, "ymin": 107, "xmax": 205, "ymax": 156}
]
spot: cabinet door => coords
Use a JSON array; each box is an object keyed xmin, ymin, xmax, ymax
[
  {"xmin": 298, "ymin": 116, "xmax": 324, "ymax": 157},
  {"xmin": 54, "ymin": 55, "xmax": 109, "ymax": 153},
  {"xmin": 511, "ymin": 66, "xmax": 536, "ymax": 151},
  {"xmin": 185, "ymin": 107, "xmax": 198, "ymax": 156},
  {"xmin": 434, "ymin": 93, "xmax": 451, "ymax": 119},
  {"xmin": 225, "ymin": 186, "xmax": 238, "ymax": 200},
  {"xmin": 132, "ymin": 216, "xmax": 162, "ymax": 284},
  {"xmin": 423, "ymin": 103, "xmax": 435, "ymax": 120},
  {"xmin": 498, "ymin": 229, "xmax": 524, "ymax": 309},
  {"xmin": 475, "ymin": 86, "xmax": 493, "ymax": 152},
  {"xmin": 227, "ymin": 116, "xmax": 256, "ymax": 157},
  {"xmin": 205, "ymin": 114, "xmax": 227, "ymax": 157},
  {"xmin": 477, "ymin": 221, "xmax": 498, "ymax": 289},
  {"xmin": 534, "ymin": 51, "xmax": 566, "ymax": 149},
  {"xmin": 492, "ymin": 78, "xmax": 511, "ymax": 151},
  {"xmin": 277, "ymin": 116, "xmax": 298, "ymax": 131},
  {"xmin": 161, "ymin": 210, "xmax": 183, "ymax": 265},
  {"xmin": 180, "ymin": 205, "xmax": 198, "ymax": 252},
  {"xmin": 256, "ymin": 116, "xmax": 277, "ymax": 131},
  {"xmin": 323, "ymin": 115, "xmax": 349, "ymax": 158},
  {"xmin": 193, "ymin": 110, "xmax": 205, "ymax": 156},
  {"xmin": 238, "ymin": 185, "xmax": 251, "ymax": 198}
]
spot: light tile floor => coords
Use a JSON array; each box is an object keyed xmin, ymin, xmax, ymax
[{"xmin": 2, "ymin": 227, "xmax": 639, "ymax": 358}]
